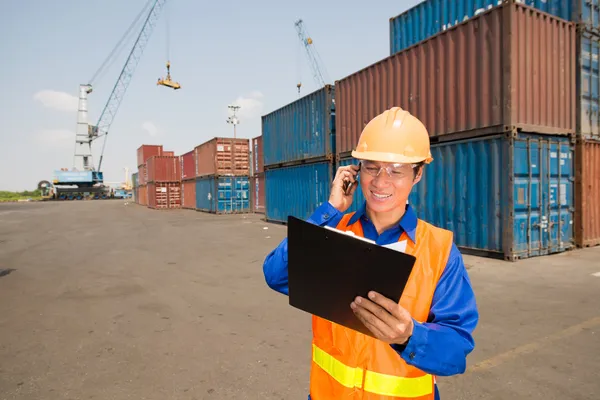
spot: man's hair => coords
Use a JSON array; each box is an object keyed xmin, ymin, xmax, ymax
[{"xmin": 413, "ymin": 162, "xmax": 425, "ymax": 179}]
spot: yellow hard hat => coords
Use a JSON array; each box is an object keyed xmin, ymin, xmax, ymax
[{"xmin": 351, "ymin": 107, "xmax": 433, "ymax": 164}]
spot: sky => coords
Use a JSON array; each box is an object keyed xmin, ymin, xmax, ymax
[{"xmin": 0, "ymin": 0, "xmax": 421, "ymax": 191}]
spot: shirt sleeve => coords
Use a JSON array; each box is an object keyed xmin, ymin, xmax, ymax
[
  {"xmin": 262, "ymin": 201, "xmax": 343, "ymax": 296},
  {"xmin": 391, "ymin": 243, "xmax": 479, "ymax": 376}
]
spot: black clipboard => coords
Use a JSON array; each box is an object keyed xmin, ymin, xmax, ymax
[{"xmin": 287, "ymin": 215, "xmax": 417, "ymax": 337}]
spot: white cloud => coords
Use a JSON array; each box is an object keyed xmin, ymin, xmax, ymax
[
  {"xmin": 142, "ymin": 121, "xmax": 159, "ymax": 137},
  {"xmin": 33, "ymin": 90, "xmax": 78, "ymax": 112},
  {"xmin": 229, "ymin": 91, "xmax": 265, "ymax": 120},
  {"xmin": 34, "ymin": 129, "xmax": 74, "ymax": 149}
]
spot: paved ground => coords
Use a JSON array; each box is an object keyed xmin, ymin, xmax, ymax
[{"xmin": 0, "ymin": 201, "xmax": 598, "ymax": 400}]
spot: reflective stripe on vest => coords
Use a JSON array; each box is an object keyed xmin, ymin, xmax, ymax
[{"xmin": 313, "ymin": 344, "xmax": 434, "ymax": 398}]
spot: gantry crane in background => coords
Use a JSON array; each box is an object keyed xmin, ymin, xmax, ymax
[
  {"xmin": 51, "ymin": 0, "xmax": 180, "ymax": 200},
  {"xmin": 294, "ymin": 19, "xmax": 330, "ymax": 95}
]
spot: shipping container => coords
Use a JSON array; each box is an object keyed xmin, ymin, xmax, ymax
[
  {"xmin": 138, "ymin": 164, "xmax": 147, "ymax": 185},
  {"xmin": 577, "ymin": 28, "xmax": 600, "ymax": 140},
  {"xmin": 138, "ymin": 185, "xmax": 148, "ymax": 206},
  {"xmin": 389, "ymin": 0, "xmax": 598, "ymax": 55},
  {"xmin": 163, "ymin": 151, "xmax": 174, "ymax": 157},
  {"xmin": 132, "ymin": 172, "xmax": 139, "ymax": 188},
  {"xmin": 251, "ymin": 173, "xmax": 266, "ymax": 214},
  {"xmin": 148, "ymin": 182, "xmax": 181, "ymax": 209},
  {"xmin": 403, "ymin": 132, "xmax": 574, "ymax": 261},
  {"xmin": 181, "ymin": 179, "xmax": 196, "ymax": 210},
  {"xmin": 137, "ymin": 145, "xmax": 163, "ymax": 167},
  {"xmin": 252, "ymin": 136, "xmax": 264, "ymax": 175},
  {"xmin": 265, "ymin": 161, "xmax": 333, "ymax": 224},
  {"xmin": 337, "ymin": 3, "xmax": 576, "ymax": 155},
  {"xmin": 575, "ymin": 138, "xmax": 600, "ymax": 247},
  {"xmin": 181, "ymin": 150, "xmax": 196, "ymax": 180},
  {"xmin": 195, "ymin": 137, "xmax": 249, "ymax": 177},
  {"xmin": 147, "ymin": 156, "xmax": 181, "ymax": 183},
  {"xmin": 195, "ymin": 176, "xmax": 251, "ymax": 214},
  {"xmin": 262, "ymin": 85, "xmax": 335, "ymax": 167}
]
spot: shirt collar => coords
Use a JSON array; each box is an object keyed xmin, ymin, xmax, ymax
[{"xmin": 348, "ymin": 201, "xmax": 418, "ymax": 243}]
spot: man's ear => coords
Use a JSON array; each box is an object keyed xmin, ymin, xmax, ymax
[{"xmin": 412, "ymin": 165, "xmax": 424, "ymax": 184}]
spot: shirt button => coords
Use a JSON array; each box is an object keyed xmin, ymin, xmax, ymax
[
  {"xmin": 409, "ymin": 352, "xmax": 416, "ymax": 360},
  {"xmin": 323, "ymin": 213, "xmax": 330, "ymax": 219}
]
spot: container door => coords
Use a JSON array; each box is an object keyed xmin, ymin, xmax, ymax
[
  {"xmin": 579, "ymin": 30, "xmax": 600, "ymax": 139},
  {"xmin": 580, "ymin": 0, "xmax": 600, "ymax": 31},
  {"xmin": 547, "ymin": 139, "xmax": 575, "ymax": 253}
]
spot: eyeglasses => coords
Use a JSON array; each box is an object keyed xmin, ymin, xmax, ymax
[{"xmin": 360, "ymin": 160, "xmax": 418, "ymax": 180}]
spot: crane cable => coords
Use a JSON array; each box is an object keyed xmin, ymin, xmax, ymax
[{"xmin": 88, "ymin": 0, "xmax": 155, "ymax": 86}]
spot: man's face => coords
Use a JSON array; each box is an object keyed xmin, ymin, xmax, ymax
[{"xmin": 359, "ymin": 160, "xmax": 422, "ymax": 214}]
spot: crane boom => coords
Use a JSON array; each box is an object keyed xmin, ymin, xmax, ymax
[
  {"xmin": 294, "ymin": 19, "xmax": 329, "ymax": 92},
  {"xmin": 92, "ymin": 0, "xmax": 168, "ymax": 172}
]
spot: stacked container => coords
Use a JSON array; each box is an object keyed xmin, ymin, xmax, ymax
[
  {"xmin": 181, "ymin": 150, "xmax": 196, "ymax": 209},
  {"xmin": 263, "ymin": 85, "xmax": 336, "ymax": 223},
  {"xmin": 336, "ymin": 1, "xmax": 581, "ymax": 260},
  {"xmin": 194, "ymin": 137, "xmax": 251, "ymax": 214},
  {"xmin": 251, "ymin": 135, "xmax": 265, "ymax": 214},
  {"xmin": 146, "ymin": 155, "xmax": 182, "ymax": 209},
  {"xmin": 136, "ymin": 145, "xmax": 164, "ymax": 207}
]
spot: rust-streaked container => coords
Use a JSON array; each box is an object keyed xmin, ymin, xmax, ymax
[
  {"xmin": 194, "ymin": 137, "xmax": 249, "ymax": 177},
  {"xmin": 137, "ymin": 145, "xmax": 163, "ymax": 167},
  {"xmin": 147, "ymin": 156, "xmax": 181, "ymax": 183},
  {"xmin": 336, "ymin": 2, "xmax": 576, "ymax": 155},
  {"xmin": 181, "ymin": 150, "xmax": 196, "ymax": 180},
  {"xmin": 138, "ymin": 164, "xmax": 147, "ymax": 185},
  {"xmin": 252, "ymin": 136, "xmax": 264, "ymax": 175},
  {"xmin": 575, "ymin": 139, "xmax": 600, "ymax": 247},
  {"xmin": 148, "ymin": 182, "xmax": 181, "ymax": 209},
  {"xmin": 251, "ymin": 173, "xmax": 265, "ymax": 214},
  {"xmin": 181, "ymin": 179, "xmax": 196, "ymax": 209},
  {"xmin": 138, "ymin": 185, "xmax": 148, "ymax": 206}
]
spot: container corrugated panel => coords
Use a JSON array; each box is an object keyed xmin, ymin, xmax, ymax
[
  {"xmin": 137, "ymin": 145, "xmax": 163, "ymax": 167},
  {"xmin": 181, "ymin": 150, "xmax": 196, "ymax": 180},
  {"xmin": 195, "ymin": 137, "xmax": 250, "ymax": 177},
  {"xmin": 262, "ymin": 85, "xmax": 335, "ymax": 167},
  {"xmin": 337, "ymin": 3, "xmax": 576, "ymax": 155},
  {"xmin": 337, "ymin": 157, "xmax": 366, "ymax": 215},
  {"xmin": 575, "ymin": 139, "xmax": 600, "ymax": 247},
  {"xmin": 132, "ymin": 172, "xmax": 138, "ymax": 188},
  {"xmin": 148, "ymin": 182, "xmax": 181, "ymax": 209},
  {"xmin": 389, "ymin": 0, "xmax": 598, "ymax": 55},
  {"xmin": 138, "ymin": 164, "xmax": 147, "ymax": 185},
  {"xmin": 163, "ymin": 151, "xmax": 174, "ymax": 157},
  {"xmin": 195, "ymin": 176, "xmax": 250, "ymax": 214},
  {"xmin": 577, "ymin": 29, "xmax": 600, "ymax": 140},
  {"xmin": 407, "ymin": 132, "xmax": 574, "ymax": 260},
  {"xmin": 251, "ymin": 173, "xmax": 266, "ymax": 214},
  {"xmin": 181, "ymin": 180, "xmax": 196, "ymax": 209},
  {"xmin": 252, "ymin": 136, "xmax": 264, "ymax": 174},
  {"xmin": 138, "ymin": 185, "xmax": 148, "ymax": 206},
  {"xmin": 147, "ymin": 156, "xmax": 181, "ymax": 183},
  {"xmin": 265, "ymin": 162, "xmax": 333, "ymax": 223}
]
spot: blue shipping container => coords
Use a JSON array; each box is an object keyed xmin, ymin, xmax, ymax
[
  {"xmin": 389, "ymin": 0, "xmax": 599, "ymax": 55},
  {"xmin": 578, "ymin": 29, "xmax": 600, "ymax": 139},
  {"xmin": 262, "ymin": 85, "xmax": 335, "ymax": 167},
  {"xmin": 265, "ymin": 162, "xmax": 333, "ymax": 223},
  {"xmin": 406, "ymin": 133, "xmax": 574, "ymax": 260},
  {"xmin": 195, "ymin": 176, "xmax": 250, "ymax": 214}
]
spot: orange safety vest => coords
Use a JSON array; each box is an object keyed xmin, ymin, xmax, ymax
[{"xmin": 309, "ymin": 212, "xmax": 454, "ymax": 400}]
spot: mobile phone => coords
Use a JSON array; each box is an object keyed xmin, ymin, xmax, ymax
[{"xmin": 342, "ymin": 164, "xmax": 360, "ymax": 195}]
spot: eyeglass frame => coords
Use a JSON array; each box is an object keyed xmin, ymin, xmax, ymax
[{"xmin": 358, "ymin": 160, "xmax": 425, "ymax": 181}]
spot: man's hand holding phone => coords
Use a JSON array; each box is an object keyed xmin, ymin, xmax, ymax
[{"xmin": 328, "ymin": 164, "xmax": 360, "ymax": 213}]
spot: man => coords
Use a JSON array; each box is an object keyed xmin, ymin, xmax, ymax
[{"xmin": 263, "ymin": 107, "xmax": 479, "ymax": 400}]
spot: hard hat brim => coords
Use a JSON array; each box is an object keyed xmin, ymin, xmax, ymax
[{"xmin": 351, "ymin": 150, "xmax": 433, "ymax": 165}]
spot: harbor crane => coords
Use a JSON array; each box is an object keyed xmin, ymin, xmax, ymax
[
  {"xmin": 51, "ymin": 0, "xmax": 179, "ymax": 200},
  {"xmin": 294, "ymin": 19, "xmax": 329, "ymax": 95}
]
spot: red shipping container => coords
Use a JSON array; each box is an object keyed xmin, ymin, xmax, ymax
[
  {"xmin": 148, "ymin": 182, "xmax": 181, "ymax": 209},
  {"xmin": 147, "ymin": 156, "xmax": 181, "ymax": 183},
  {"xmin": 137, "ymin": 145, "xmax": 163, "ymax": 167},
  {"xmin": 138, "ymin": 185, "xmax": 148, "ymax": 206},
  {"xmin": 575, "ymin": 139, "xmax": 600, "ymax": 247},
  {"xmin": 181, "ymin": 150, "xmax": 196, "ymax": 180},
  {"xmin": 251, "ymin": 173, "xmax": 265, "ymax": 214},
  {"xmin": 251, "ymin": 136, "xmax": 264, "ymax": 175},
  {"xmin": 181, "ymin": 180, "xmax": 196, "ymax": 209},
  {"xmin": 195, "ymin": 137, "xmax": 249, "ymax": 177},
  {"xmin": 163, "ymin": 151, "xmax": 174, "ymax": 157},
  {"xmin": 138, "ymin": 164, "xmax": 147, "ymax": 185},
  {"xmin": 336, "ymin": 2, "xmax": 576, "ymax": 154}
]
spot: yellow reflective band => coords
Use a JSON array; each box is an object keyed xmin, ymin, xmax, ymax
[
  {"xmin": 364, "ymin": 370, "xmax": 433, "ymax": 398},
  {"xmin": 312, "ymin": 344, "xmax": 433, "ymax": 398},
  {"xmin": 312, "ymin": 344, "xmax": 364, "ymax": 389}
]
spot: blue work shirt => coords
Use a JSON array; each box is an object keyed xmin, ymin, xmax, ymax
[{"xmin": 263, "ymin": 201, "xmax": 479, "ymax": 400}]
